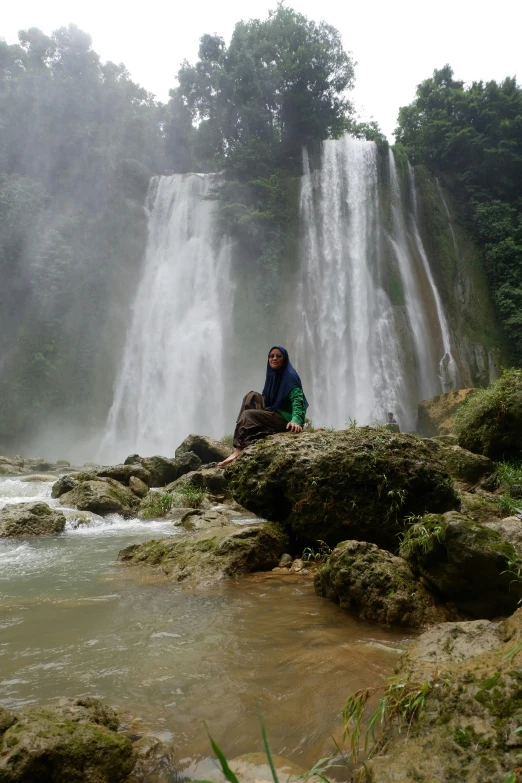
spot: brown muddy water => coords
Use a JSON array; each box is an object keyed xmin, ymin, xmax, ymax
[{"xmin": 0, "ymin": 476, "xmax": 410, "ymax": 780}]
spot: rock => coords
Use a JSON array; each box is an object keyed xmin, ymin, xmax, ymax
[
  {"xmin": 60, "ymin": 479, "xmax": 139, "ymax": 516},
  {"xmin": 510, "ymin": 484, "xmax": 522, "ymax": 499},
  {"xmin": 483, "ymin": 516, "xmax": 522, "ymax": 548},
  {"xmin": 123, "ymin": 452, "xmax": 202, "ymax": 486},
  {"xmin": 225, "ymin": 428, "xmax": 459, "ymax": 550},
  {"xmin": 460, "ymin": 491, "xmax": 501, "ymax": 523},
  {"xmin": 0, "ymin": 697, "xmax": 135, "ymax": 782},
  {"xmin": 279, "ymin": 553, "xmax": 293, "ymax": 566},
  {"xmin": 400, "ymin": 511, "xmax": 522, "ymax": 618},
  {"xmin": 0, "ymin": 502, "xmax": 66, "ymax": 537},
  {"xmin": 455, "ymin": 368, "xmax": 522, "ymax": 459},
  {"xmin": 19, "ymin": 474, "xmax": 59, "ymax": 482},
  {"xmin": 118, "ymin": 523, "xmax": 287, "ymax": 586},
  {"xmin": 0, "ymin": 708, "xmax": 16, "ymax": 734},
  {"xmin": 366, "ymin": 610, "xmax": 522, "ymax": 783},
  {"xmin": 129, "ymin": 476, "xmax": 149, "ymax": 498},
  {"xmin": 417, "ymin": 388, "xmax": 476, "ymax": 437},
  {"xmin": 438, "ymin": 444, "xmax": 494, "ymax": 485},
  {"xmin": 52, "ymin": 474, "xmax": 80, "ymax": 498},
  {"xmin": 432, "ymin": 434, "xmax": 459, "ymax": 445},
  {"xmin": 197, "ymin": 752, "xmax": 319, "ymax": 783},
  {"xmin": 175, "ymin": 433, "xmax": 232, "ymax": 464},
  {"xmin": 177, "ymin": 509, "xmax": 230, "ymax": 531},
  {"xmin": 166, "ymin": 466, "xmax": 229, "ymax": 497},
  {"xmin": 95, "ymin": 463, "xmax": 152, "ymax": 487},
  {"xmin": 314, "ymin": 540, "xmax": 453, "ymax": 628},
  {"xmin": 291, "ymin": 558, "xmax": 305, "ymax": 572}
]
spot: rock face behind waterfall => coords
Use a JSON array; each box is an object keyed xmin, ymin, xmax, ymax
[{"xmin": 225, "ymin": 428, "xmax": 459, "ymax": 549}]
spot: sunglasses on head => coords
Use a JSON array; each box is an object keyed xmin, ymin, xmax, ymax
[{"xmin": 268, "ymin": 353, "xmax": 283, "ymax": 360}]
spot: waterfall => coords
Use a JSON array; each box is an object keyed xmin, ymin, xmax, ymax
[
  {"xmin": 99, "ymin": 174, "xmax": 232, "ymax": 463},
  {"xmin": 294, "ymin": 136, "xmax": 459, "ymax": 431}
]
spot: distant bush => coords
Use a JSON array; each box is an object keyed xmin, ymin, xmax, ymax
[{"xmin": 455, "ymin": 369, "xmax": 522, "ymax": 459}]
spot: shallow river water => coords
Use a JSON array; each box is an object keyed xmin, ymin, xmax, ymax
[{"xmin": 0, "ymin": 476, "xmax": 410, "ymax": 779}]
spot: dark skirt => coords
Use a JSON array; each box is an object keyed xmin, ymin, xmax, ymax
[{"xmin": 233, "ymin": 391, "xmax": 288, "ymax": 449}]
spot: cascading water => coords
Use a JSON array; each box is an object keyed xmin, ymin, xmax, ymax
[
  {"xmin": 99, "ymin": 174, "xmax": 232, "ymax": 462},
  {"xmin": 294, "ymin": 136, "xmax": 459, "ymax": 431}
]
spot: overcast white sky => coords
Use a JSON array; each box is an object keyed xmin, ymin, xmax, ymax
[{"xmin": 2, "ymin": 0, "xmax": 521, "ymax": 140}]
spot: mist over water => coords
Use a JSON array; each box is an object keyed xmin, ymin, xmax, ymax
[{"xmin": 99, "ymin": 174, "xmax": 233, "ymax": 463}]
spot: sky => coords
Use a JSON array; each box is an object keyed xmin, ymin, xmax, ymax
[{"xmin": 2, "ymin": 0, "xmax": 521, "ymax": 140}]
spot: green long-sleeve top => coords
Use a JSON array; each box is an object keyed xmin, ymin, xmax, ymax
[{"xmin": 276, "ymin": 387, "xmax": 306, "ymax": 427}]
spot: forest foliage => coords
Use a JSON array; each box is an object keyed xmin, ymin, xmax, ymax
[{"xmin": 396, "ymin": 65, "xmax": 522, "ymax": 362}]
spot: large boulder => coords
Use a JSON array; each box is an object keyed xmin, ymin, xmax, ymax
[
  {"xmin": 225, "ymin": 428, "xmax": 459, "ymax": 550},
  {"xmin": 0, "ymin": 697, "xmax": 135, "ymax": 782},
  {"xmin": 175, "ymin": 434, "xmax": 232, "ymax": 464},
  {"xmin": 123, "ymin": 452, "xmax": 202, "ymax": 486},
  {"xmin": 0, "ymin": 502, "xmax": 66, "ymax": 537},
  {"xmin": 314, "ymin": 540, "xmax": 454, "ymax": 628},
  {"xmin": 59, "ymin": 479, "xmax": 139, "ymax": 516},
  {"xmin": 438, "ymin": 444, "xmax": 494, "ymax": 485},
  {"xmin": 118, "ymin": 523, "xmax": 287, "ymax": 586},
  {"xmin": 454, "ymin": 368, "xmax": 522, "ymax": 459},
  {"xmin": 417, "ymin": 388, "xmax": 476, "ymax": 437},
  {"xmin": 400, "ymin": 511, "xmax": 522, "ymax": 618},
  {"xmin": 94, "ymin": 463, "xmax": 152, "ymax": 487},
  {"xmin": 166, "ymin": 466, "xmax": 229, "ymax": 497},
  {"xmin": 366, "ymin": 610, "xmax": 522, "ymax": 783}
]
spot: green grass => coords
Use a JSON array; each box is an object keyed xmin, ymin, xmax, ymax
[
  {"xmin": 399, "ymin": 516, "xmax": 447, "ymax": 558},
  {"xmin": 141, "ymin": 485, "xmax": 208, "ymax": 517}
]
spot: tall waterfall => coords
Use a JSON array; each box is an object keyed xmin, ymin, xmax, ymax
[
  {"xmin": 99, "ymin": 174, "xmax": 232, "ymax": 463},
  {"xmin": 294, "ymin": 136, "xmax": 458, "ymax": 431}
]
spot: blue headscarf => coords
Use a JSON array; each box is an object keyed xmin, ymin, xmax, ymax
[{"xmin": 262, "ymin": 345, "xmax": 309, "ymax": 412}]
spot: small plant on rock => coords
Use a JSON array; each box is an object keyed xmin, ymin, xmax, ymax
[
  {"xmin": 302, "ymin": 540, "xmax": 332, "ymax": 564},
  {"xmin": 399, "ymin": 517, "xmax": 447, "ymax": 557},
  {"xmin": 141, "ymin": 491, "xmax": 175, "ymax": 518}
]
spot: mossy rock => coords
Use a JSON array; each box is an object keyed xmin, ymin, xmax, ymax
[
  {"xmin": 314, "ymin": 540, "xmax": 454, "ymax": 628},
  {"xmin": 460, "ymin": 491, "xmax": 501, "ymax": 523},
  {"xmin": 175, "ymin": 434, "xmax": 232, "ymax": 464},
  {"xmin": 417, "ymin": 389, "xmax": 476, "ymax": 437},
  {"xmin": 400, "ymin": 511, "xmax": 522, "ymax": 618},
  {"xmin": 166, "ymin": 466, "xmax": 229, "ymax": 497},
  {"xmin": 118, "ymin": 523, "xmax": 287, "ymax": 585},
  {"xmin": 367, "ymin": 610, "xmax": 522, "ymax": 783},
  {"xmin": 455, "ymin": 369, "xmax": 522, "ymax": 459},
  {"xmin": 225, "ymin": 428, "xmax": 459, "ymax": 550},
  {"xmin": 0, "ymin": 697, "xmax": 135, "ymax": 782},
  {"xmin": 122, "ymin": 452, "xmax": 202, "ymax": 487},
  {"xmin": 438, "ymin": 444, "xmax": 494, "ymax": 485},
  {"xmin": 59, "ymin": 479, "xmax": 139, "ymax": 517},
  {"xmin": 0, "ymin": 502, "xmax": 66, "ymax": 537}
]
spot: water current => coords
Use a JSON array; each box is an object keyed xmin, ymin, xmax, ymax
[{"xmin": 0, "ymin": 476, "xmax": 409, "ymax": 779}]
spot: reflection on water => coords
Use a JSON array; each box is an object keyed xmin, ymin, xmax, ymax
[{"xmin": 0, "ymin": 477, "xmax": 410, "ymax": 776}]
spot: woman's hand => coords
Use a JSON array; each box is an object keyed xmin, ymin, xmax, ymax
[{"xmin": 286, "ymin": 422, "xmax": 302, "ymax": 433}]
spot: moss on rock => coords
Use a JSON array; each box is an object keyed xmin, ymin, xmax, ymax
[
  {"xmin": 118, "ymin": 523, "xmax": 287, "ymax": 585},
  {"xmin": 400, "ymin": 511, "xmax": 522, "ymax": 618},
  {"xmin": 225, "ymin": 428, "xmax": 459, "ymax": 550},
  {"xmin": 0, "ymin": 502, "xmax": 66, "ymax": 537},
  {"xmin": 314, "ymin": 540, "xmax": 454, "ymax": 628}
]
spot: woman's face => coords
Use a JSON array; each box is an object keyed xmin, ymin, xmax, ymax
[{"xmin": 268, "ymin": 348, "xmax": 284, "ymax": 370}]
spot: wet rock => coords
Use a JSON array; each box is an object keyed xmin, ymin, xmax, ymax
[
  {"xmin": 483, "ymin": 516, "xmax": 522, "ymax": 548},
  {"xmin": 129, "ymin": 476, "xmax": 149, "ymax": 498},
  {"xmin": 123, "ymin": 452, "xmax": 202, "ymax": 486},
  {"xmin": 19, "ymin": 474, "xmax": 59, "ymax": 482},
  {"xmin": 0, "ymin": 502, "xmax": 66, "ymax": 537},
  {"xmin": 0, "ymin": 708, "xmax": 16, "ymax": 734},
  {"xmin": 279, "ymin": 553, "xmax": 293, "ymax": 567},
  {"xmin": 291, "ymin": 558, "xmax": 305, "ymax": 573},
  {"xmin": 438, "ymin": 444, "xmax": 494, "ymax": 485},
  {"xmin": 95, "ymin": 463, "xmax": 152, "ymax": 487},
  {"xmin": 166, "ymin": 466, "xmax": 229, "ymax": 497},
  {"xmin": 175, "ymin": 433, "xmax": 232, "ymax": 464},
  {"xmin": 400, "ymin": 511, "xmax": 522, "ymax": 618},
  {"xmin": 177, "ymin": 509, "xmax": 230, "ymax": 531},
  {"xmin": 52, "ymin": 473, "xmax": 80, "ymax": 498},
  {"xmin": 366, "ymin": 610, "xmax": 522, "ymax": 783},
  {"xmin": 459, "ymin": 491, "xmax": 501, "ymax": 523},
  {"xmin": 225, "ymin": 428, "xmax": 459, "ymax": 550},
  {"xmin": 417, "ymin": 388, "xmax": 476, "ymax": 437},
  {"xmin": 0, "ymin": 697, "xmax": 135, "ymax": 782},
  {"xmin": 198, "ymin": 752, "xmax": 319, "ymax": 783},
  {"xmin": 455, "ymin": 369, "xmax": 522, "ymax": 459},
  {"xmin": 315, "ymin": 540, "xmax": 453, "ymax": 628},
  {"xmin": 60, "ymin": 479, "xmax": 139, "ymax": 516},
  {"xmin": 118, "ymin": 523, "xmax": 287, "ymax": 586}
]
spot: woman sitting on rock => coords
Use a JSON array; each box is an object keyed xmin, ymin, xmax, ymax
[{"xmin": 218, "ymin": 346, "xmax": 308, "ymax": 466}]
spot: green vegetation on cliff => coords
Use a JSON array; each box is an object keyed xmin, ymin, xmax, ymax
[{"xmin": 396, "ymin": 65, "xmax": 522, "ymax": 363}]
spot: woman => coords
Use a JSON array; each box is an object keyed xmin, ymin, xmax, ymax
[{"xmin": 218, "ymin": 345, "xmax": 308, "ymax": 466}]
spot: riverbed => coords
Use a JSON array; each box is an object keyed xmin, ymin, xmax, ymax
[{"xmin": 0, "ymin": 476, "xmax": 409, "ymax": 779}]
